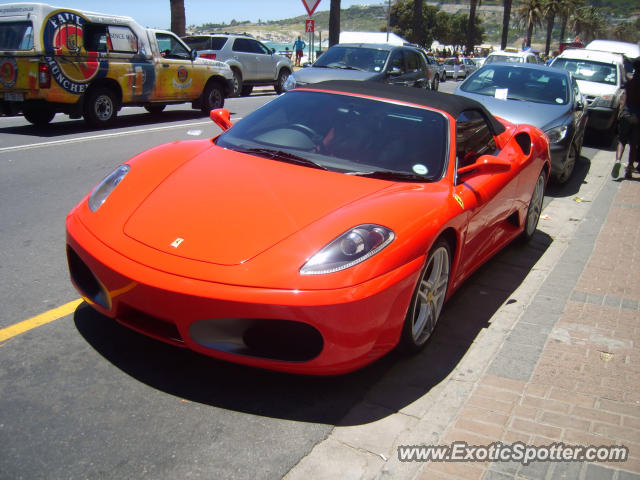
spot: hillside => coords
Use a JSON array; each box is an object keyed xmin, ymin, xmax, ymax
[{"xmin": 187, "ymin": 2, "xmax": 638, "ymax": 48}]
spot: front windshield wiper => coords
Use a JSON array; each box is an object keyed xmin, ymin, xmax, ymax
[
  {"xmin": 347, "ymin": 170, "xmax": 431, "ymax": 181},
  {"xmin": 236, "ymin": 147, "xmax": 328, "ymax": 170}
]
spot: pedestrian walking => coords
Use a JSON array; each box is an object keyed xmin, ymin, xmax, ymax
[
  {"xmin": 613, "ymin": 56, "xmax": 640, "ymax": 179},
  {"xmin": 293, "ymin": 35, "xmax": 306, "ymax": 67},
  {"xmin": 453, "ymin": 53, "xmax": 461, "ymax": 80}
]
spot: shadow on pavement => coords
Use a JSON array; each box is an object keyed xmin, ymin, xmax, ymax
[
  {"xmin": 546, "ymin": 154, "xmax": 591, "ymax": 198},
  {"xmin": 74, "ymin": 230, "xmax": 552, "ymax": 426},
  {"xmin": 0, "ymin": 109, "xmax": 234, "ymax": 138}
]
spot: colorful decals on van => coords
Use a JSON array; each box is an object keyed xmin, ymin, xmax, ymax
[
  {"xmin": 0, "ymin": 57, "xmax": 18, "ymax": 88},
  {"xmin": 173, "ymin": 66, "xmax": 192, "ymax": 89},
  {"xmin": 41, "ymin": 10, "xmax": 108, "ymax": 94}
]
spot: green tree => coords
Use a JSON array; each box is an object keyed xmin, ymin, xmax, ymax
[
  {"xmin": 170, "ymin": 0, "xmax": 185, "ymax": 36},
  {"xmin": 517, "ymin": 0, "xmax": 544, "ymax": 48},
  {"xmin": 390, "ymin": 0, "xmax": 442, "ymax": 48},
  {"xmin": 500, "ymin": 0, "xmax": 513, "ymax": 50}
]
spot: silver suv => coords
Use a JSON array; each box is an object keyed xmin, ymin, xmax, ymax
[{"xmin": 182, "ymin": 34, "xmax": 292, "ymax": 97}]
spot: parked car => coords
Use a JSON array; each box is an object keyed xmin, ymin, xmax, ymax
[
  {"xmin": 415, "ymin": 48, "xmax": 443, "ymax": 90},
  {"xmin": 283, "ymin": 43, "xmax": 432, "ymax": 91},
  {"xmin": 443, "ymin": 57, "xmax": 477, "ymax": 79},
  {"xmin": 456, "ymin": 63, "xmax": 588, "ymax": 183},
  {"xmin": 0, "ymin": 3, "xmax": 234, "ymax": 126},
  {"xmin": 484, "ymin": 50, "xmax": 543, "ymax": 65},
  {"xmin": 429, "ymin": 55, "xmax": 447, "ymax": 82},
  {"xmin": 550, "ymin": 48, "xmax": 626, "ymax": 142},
  {"xmin": 182, "ymin": 34, "xmax": 292, "ymax": 97},
  {"xmin": 66, "ymin": 80, "xmax": 550, "ymax": 375}
]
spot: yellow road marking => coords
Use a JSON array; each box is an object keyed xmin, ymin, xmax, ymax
[{"xmin": 0, "ymin": 299, "xmax": 83, "ymax": 342}]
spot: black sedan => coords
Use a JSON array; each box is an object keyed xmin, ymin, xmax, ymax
[{"xmin": 455, "ymin": 63, "xmax": 588, "ymax": 183}]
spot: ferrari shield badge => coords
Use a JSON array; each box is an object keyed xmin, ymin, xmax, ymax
[{"xmin": 170, "ymin": 237, "xmax": 184, "ymax": 248}]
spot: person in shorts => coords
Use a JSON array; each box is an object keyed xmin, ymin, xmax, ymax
[
  {"xmin": 293, "ymin": 35, "xmax": 306, "ymax": 67},
  {"xmin": 616, "ymin": 57, "xmax": 640, "ymax": 179}
]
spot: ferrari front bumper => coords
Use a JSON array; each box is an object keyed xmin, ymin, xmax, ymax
[{"xmin": 66, "ymin": 214, "xmax": 423, "ymax": 375}]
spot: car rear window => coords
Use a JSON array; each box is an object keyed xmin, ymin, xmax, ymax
[
  {"xmin": 0, "ymin": 21, "xmax": 33, "ymax": 50},
  {"xmin": 183, "ymin": 36, "xmax": 227, "ymax": 51},
  {"xmin": 485, "ymin": 55, "xmax": 521, "ymax": 64}
]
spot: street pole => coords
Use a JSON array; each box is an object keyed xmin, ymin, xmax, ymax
[{"xmin": 386, "ymin": 0, "xmax": 390, "ymax": 42}]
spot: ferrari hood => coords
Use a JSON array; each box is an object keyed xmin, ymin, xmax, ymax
[{"xmin": 124, "ymin": 147, "xmax": 388, "ymax": 265}]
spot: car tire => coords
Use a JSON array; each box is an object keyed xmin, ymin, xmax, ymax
[
  {"xmin": 554, "ymin": 142, "xmax": 577, "ymax": 184},
  {"xmin": 241, "ymin": 85, "xmax": 254, "ymax": 96},
  {"xmin": 144, "ymin": 105, "xmax": 166, "ymax": 115},
  {"xmin": 274, "ymin": 69, "xmax": 290, "ymax": 94},
  {"xmin": 231, "ymin": 69, "xmax": 243, "ymax": 97},
  {"xmin": 83, "ymin": 87, "xmax": 118, "ymax": 128},
  {"xmin": 23, "ymin": 105, "xmax": 55, "ymax": 126},
  {"xmin": 431, "ymin": 75, "xmax": 439, "ymax": 91},
  {"xmin": 522, "ymin": 170, "xmax": 546, "ymax": 241},
  {"xmin": 200, "ymin": 81, "xmax": 225, "ymax": 114},
  {"xmin": 400, "ymin": 239, "xmax": 451, "ymax": 353}
]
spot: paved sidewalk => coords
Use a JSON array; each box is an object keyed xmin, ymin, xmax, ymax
[{"xmin": 285, "ymin": 148, "xmax": 640, "ymax": 480}]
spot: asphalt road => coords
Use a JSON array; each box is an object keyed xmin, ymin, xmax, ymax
[{"xmin": 0, "ymin": 84, "xmax": 608, "ymax": 480}]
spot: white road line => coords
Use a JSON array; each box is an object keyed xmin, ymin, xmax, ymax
[{"xmin": 0, "ymin": 118, "xmax": 243, "ymax": 153}]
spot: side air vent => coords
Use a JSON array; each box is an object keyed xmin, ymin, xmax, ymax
[{"xmin": 515, "ymin": 132, "xmax": 532, "ymax": 156}]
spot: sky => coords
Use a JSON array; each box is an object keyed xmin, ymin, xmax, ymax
[{"xmin": 0, "ymin": 1, "xmax": 383, "ymax": 29}]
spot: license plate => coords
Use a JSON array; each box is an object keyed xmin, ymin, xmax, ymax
[{"xmin": 4, "ymin": 92, "xmax": 24, "ymax": 101}]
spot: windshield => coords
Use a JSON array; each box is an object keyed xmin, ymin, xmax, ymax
[
  {"xmin": 0, "ymin": 21, "xmax": 33, "ymax": 50},
  {"xmin": 551, "ymin": 58, "xmax": 618, "ymax": 85},
  {"xmin": 313, "ymin": 46, "xmax": 389, "ymax": 72},
  {"xmin": 461, "ymin": 65, "xmax": 570, "ymax": 105},
  {"xmin": 215, "ymin": 90, "xmax": 449, "ymax": 181},
  {"xmin": 485, "ymin": 55, "xmax": 522, "ymax": 64}
]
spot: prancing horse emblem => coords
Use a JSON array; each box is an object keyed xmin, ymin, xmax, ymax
[{"xmin": 170, "ymin": 237, "xmax": 184, "ymax": 248}]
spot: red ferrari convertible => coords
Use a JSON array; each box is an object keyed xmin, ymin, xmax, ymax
[{"xmin": 66, "ymin": 81, "xmax": 550, "ymax": 375}]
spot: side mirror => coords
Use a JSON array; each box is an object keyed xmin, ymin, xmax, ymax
[
  {"xmin": 191, "ymin": 49, "xmax": 197, "ymax": 61},
  {"xmin": 210, "ymin": 108, "xmax": 233, "ymax": 131},
  {"xmin": 457, "ymin": 154, "xmax": 511, "ymax": 176},
  {"xmin": 388, "ymin": 66, "xmax": 402, "ymax": 76},
  {"xmin": 271, "ymin": 48, "xmax": 276, "ymax": 54}
]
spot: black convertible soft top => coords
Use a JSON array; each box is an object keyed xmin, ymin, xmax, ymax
[{"xmin": 302, "ymin": 80, "xmax": 507, "ymax": 135}]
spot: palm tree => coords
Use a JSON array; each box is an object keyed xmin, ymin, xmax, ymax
[
  {"xmin": 465, "ymin": 0, "xmax": 481, "ymax": 56},
  {"xmin": 329, "ymin": 0, "xmax": 341, "ymax": 46},
  {"xmin": 570, "ymin": 6, "xmax": 607, "ymax": 43},
  {"xmin": 500, "ymin": 0, "xmax": 513, "ymax": 50},
  {"xmin": 558, "ymin": 0, "xmax": 584, "ymax": 44},
  {"xmin": 413, "ymin": 0, "xmax": 423, "ymax": 45},
  {"xmin": 517, "ymin": 0, "xmax": 544, "ymax": 49},
  {"xmin": 542, "ymin": 0, "xmax": 563, "ymax": 56},
  {"xmin": 170, "ymin": 0, "xmax": 185, "ymax": 37}
]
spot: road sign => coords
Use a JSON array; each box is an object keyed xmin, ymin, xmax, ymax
[
  {"xmin": 301, "ymin": 0, "xmax": 321, "ymax": 16},
  {"xmin": 305, "ymin": 19, "xmax": 315, "ymax": 33}
]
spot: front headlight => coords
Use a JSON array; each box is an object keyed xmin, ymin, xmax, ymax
[
  {"xmin": 591, "ymin": 94, "xmax": 615, "ymax": 108},
  {"xmin": 88, "ymin": 164, "xmax": 130, "ymax": 212},
  {"xmin": 300, "ymin": 224, "xmax": 395, "ymax": 275},
  {"xmin": 283, "ymin": 74, "xmax": 297, "ymax": 91},
  {"xmin": 544, "ymin": 125, "xmax": 568, "ymax": 144}
]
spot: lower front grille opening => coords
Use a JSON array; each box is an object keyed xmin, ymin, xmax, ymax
[
  {"xmin": 117, "ymin": 307, "xmax": 184, "ymax": 345},
  {"xmin": 189, "ymin": 318, "xmax": 324, "ymax": 362},
  {"xmin": 67, "ymin": 245, "xmax": 110, "ymax": 309}
]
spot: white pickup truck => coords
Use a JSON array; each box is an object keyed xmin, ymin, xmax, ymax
[{"xmin": 0, "ymin": 3, "xmax": 234, "ymax": 127}]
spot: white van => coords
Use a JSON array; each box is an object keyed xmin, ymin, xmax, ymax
[
  {"xmin": 550, "ymin": 48, "xmax": 626, "ymax": 142},
  {"xmin": 586, "ymin": 39, "xmax": 640, "ymax": 73}
]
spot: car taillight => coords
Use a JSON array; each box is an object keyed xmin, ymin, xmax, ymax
[
  {"xmin": 200, "ymin": 53, "xmax": 216, "ymax": 60},
  {"xmin": 39, "ymin": 63, "xmax": 51, "ymax": 88}
]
